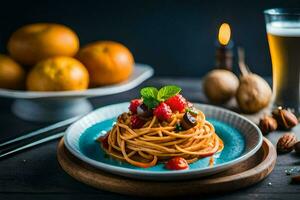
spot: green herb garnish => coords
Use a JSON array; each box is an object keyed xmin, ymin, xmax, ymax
[
  {"xmin": 186, "ymin": 107, "xmax": 198, "ymax": 116},
  {"xmin": 140, "ymin": 85, "xmax": 181, "ymax": 109},
  {"xmin": 175, "ymin": 122, "xmax": 183, "ymax": 132}
]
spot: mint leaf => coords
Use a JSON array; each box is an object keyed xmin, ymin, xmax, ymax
[
  {"xmin": 142, "ymin": 97, "xmax": 160, "ymax": 109},
  {"xmin": 140, "ymin": 87, "xmax": 159, "ymax": 109},
  {"xmin": 140, "ymin": 87, "xmax": 158, "ymax": 99},
  {"xmin": 139, "ymin": 85, "xmax": 181, "ymax": 109},
  {"xmin": 157, "ymin": 85, "xmax": 181, "ymax": 101}
]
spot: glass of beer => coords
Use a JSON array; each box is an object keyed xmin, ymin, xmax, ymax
[{"xmin": 265, "ymin": 8, "xmax": 300, "ymax": 113}]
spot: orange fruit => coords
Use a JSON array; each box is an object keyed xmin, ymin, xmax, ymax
[
  {"xmin": 26, "ymin": 56, "xmax": 89, "ymax": 91},
  {"xmin": 8, "ymin": 23, "xmax": 79, "ymax": 66},
  {"xmin": 77, "ymin": 41, "xmax": 134, "ymax": 86},
  {"xmin": 0, "ymin": 54, "xmax": 25, "ymax": 90}
]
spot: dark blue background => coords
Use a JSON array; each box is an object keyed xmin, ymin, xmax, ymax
[{"xmin": 1, "ymin": 0, "xmax": 299, "ymax": 77}]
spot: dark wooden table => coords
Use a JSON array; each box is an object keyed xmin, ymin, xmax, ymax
[{"xmin": 0, "ymin": 77, "xmax": 299, "ymax": 200}]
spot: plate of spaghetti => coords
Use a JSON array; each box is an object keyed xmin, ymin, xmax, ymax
[{"xmin": 64, "ymin": 85, "xmax": 263, "ymax": 180}]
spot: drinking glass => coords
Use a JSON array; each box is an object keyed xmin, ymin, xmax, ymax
[{"xmin": 265, "ymin": 8, "xmax": 300, "ymax": 113}]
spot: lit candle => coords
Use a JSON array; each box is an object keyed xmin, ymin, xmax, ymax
[{"xmin": 215, "ymin": 23, "xmax": 233, "ymax": 70}]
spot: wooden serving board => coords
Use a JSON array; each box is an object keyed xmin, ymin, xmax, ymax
[{"xmin": 57, "ymin": 138, "xmax": 276, "ymax": 197}]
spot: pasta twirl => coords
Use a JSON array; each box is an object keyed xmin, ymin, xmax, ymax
[{"xmin": 98, "ymin": 110, "xmax": 224, "ymax": 168}]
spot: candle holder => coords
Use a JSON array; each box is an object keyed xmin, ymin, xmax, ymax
[{"xmin": 215, "ymin": 41, "xmax": 234, "ymax": 70}]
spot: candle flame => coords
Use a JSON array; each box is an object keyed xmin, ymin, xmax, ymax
[{"xmin": 218, "ymin": 23, "xmax": 231, "ymax": 45}]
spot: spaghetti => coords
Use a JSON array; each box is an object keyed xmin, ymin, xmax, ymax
[{"xmin": 98, "ymin": 110, "xmax": 224, "ymax": 168}]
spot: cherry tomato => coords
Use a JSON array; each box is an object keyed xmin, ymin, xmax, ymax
[
  {"xmin": 165, "ymin": 157, "xmax": 189, "ymax": 170},
  {"xmin": 99, "ymin": 133, "xmax": 109, "ymax": 149}
]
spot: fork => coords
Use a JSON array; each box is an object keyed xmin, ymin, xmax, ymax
[{"xmin": 0, "ymin": 116, "xmax": 80, "ymax": 159}]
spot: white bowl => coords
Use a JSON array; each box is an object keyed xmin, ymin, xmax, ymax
[{"xmin": 3, "ymin": 64, "xmax": 153, "ymax": 122}]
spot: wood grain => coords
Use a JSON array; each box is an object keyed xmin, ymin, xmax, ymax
[{"xmin": 57, "ymin": 138, "xmax": 276, "ymax": 197}]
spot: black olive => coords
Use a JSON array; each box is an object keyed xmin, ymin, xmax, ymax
[
  {"xmin": 137, "ymin": 103, "xmax": 153, "ymax": 117},
  {"xmin": 181, "ymin": 112, "xmax": 197, "ymax": 130}
]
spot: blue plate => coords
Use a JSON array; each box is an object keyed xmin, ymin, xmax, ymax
[{"xmin": 65, "ymin": 103, "xmax": 262, "ymax": 180}]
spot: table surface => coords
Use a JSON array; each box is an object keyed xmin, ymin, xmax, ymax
[{"xmin": 0, "ymin": 77, "xmax": 299, "ymax": 200}]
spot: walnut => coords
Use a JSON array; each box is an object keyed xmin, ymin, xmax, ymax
[
  {"xmin": 277, "ymin": 132, "xmax": 297, "ymax": 154},
  {"xmin": 259, "ymin": 116, "xmax": 278, "ymax": 135},
  {"xmin": 272, "ymin": 107, "xmax": 298, "ymax": 130}
]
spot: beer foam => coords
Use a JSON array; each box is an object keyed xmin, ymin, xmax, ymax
[{"xmin": 267, "ymin": 21, "xmax": 300, "ymax": 36}]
